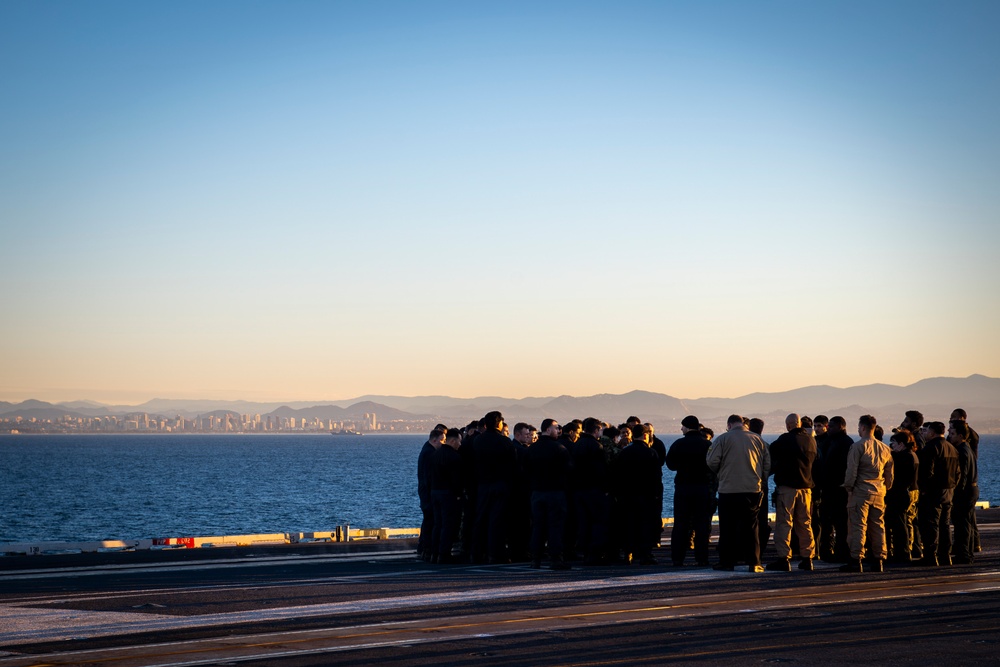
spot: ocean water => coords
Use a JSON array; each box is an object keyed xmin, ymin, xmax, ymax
[{"xmin": 1, "ymin": 433, "xmax": 997, "ymax": 543}]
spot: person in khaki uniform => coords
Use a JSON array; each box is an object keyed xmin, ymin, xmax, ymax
[{"xmin": 841, "ymin": 414, "xmax": 894, "ymax": 572}]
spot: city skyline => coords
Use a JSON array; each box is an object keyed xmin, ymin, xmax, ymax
[{"xmin": 2, "ymin": 2, "xmax": 999, "ymax": 405}]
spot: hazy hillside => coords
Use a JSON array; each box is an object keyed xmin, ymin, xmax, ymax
[{"xmin": 4, "ymin": 375, "xmax": 997, "ymax": 431}]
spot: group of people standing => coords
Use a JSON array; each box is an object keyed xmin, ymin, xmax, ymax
[{"xmin": 415, "ymin": 407, "xmax": 981, "ymax": 573}]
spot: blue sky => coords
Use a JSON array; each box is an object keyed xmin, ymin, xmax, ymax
[{"xmin": 2, "ymin": 1, "xmax": 998, "ymax": 403}]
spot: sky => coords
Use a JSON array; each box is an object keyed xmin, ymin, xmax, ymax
[{"xmin": 2, "ymin": 1, "xmax": 999, "ymax": 405}]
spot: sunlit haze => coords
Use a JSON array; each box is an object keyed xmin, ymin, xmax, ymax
[{"xmin": 2, "ymin": 1, "xmax": 999, "ymax": 405}]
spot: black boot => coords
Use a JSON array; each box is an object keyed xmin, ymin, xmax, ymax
[
  {"xmin": 869, "ymin": 558, "xmax": 884, "ymax": 573},
  {"xmin": 766, "ymin": 558, "xmax": 791, "ymax": 572},
  {"xmin": 798, "ymin": 557, "xmax": 814, "ymax": 571},
  {"xmin": 839, "ymin": 558, "xmax": 863, "ymax": 573}
]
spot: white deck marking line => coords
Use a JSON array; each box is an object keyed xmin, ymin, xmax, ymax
[
  {"xmin": 0, "ymin": 570, "xmax": 723, "ymax": 646},
  {"xmin": 1, "ymin": 574, "xmax": 999, "ymax": 667}
]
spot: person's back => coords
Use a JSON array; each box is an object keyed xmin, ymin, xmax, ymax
[
  {"xmin": 615, "ymin": 441, "xmax": 661, "ymax": 497},
  {"xmin": 666, "ymin": 419, "xmax": 713, "ymax": 566},
  {"xmin": 843, "ymin": 437, "xmax": 894, "ymax": 497},
  {"xmin": 707, "ymin": 428, "xmax": 769, "ymax": 494},
  {"xmin": 822, "ymin": 431, "xmax": 854, "ymax": 489},
  {"xmin": 432, "ymin": 444, "xmax": 464, "ymax": 495},
  {"xmin": 571, "ymin": 432, "xmax": 607, "ymax": 492},
  {"xmin": 666, "ymin": 431, "xmax": 712, "ymax": 485},
  {"xmin": 474, "ymin": 428, "xmax": 517, "ymax": 485},
  {"xmin": 528, "ymin": 435, "xmax": 571, "ymax": 492},
  {"xmin": 770, "ymin": 428, "xmax": 817, "ymax": 490},
  {"xmin": 918, "ymin": 436, "xmax": 960, "ymax": 493}
]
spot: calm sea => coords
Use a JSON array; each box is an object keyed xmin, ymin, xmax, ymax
[{"xmin": 1, "ymin": 433, "xmax": 997, "ymax": 544}]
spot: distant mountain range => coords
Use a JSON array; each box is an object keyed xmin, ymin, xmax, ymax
[{"xmin": 3, "ymin": 375, "xmax": 999, "ymax": 431}]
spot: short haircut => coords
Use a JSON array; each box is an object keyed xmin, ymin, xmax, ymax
[
  {"xmin": 830, "ymin": 415, "xmax": 847, "ymax": 428},
  {"xmin": 925, "ymin": 421, "xmax": 946, "ymax": 436},
  {"xmin": 950, "ymin": 420, "xmax": 970, "ymax": 440},
  {"xmin": 582, "ymin": 417, "xmax": 603, "ymax": 434},
  {"xmin": 565, "ymin": 419, "xmax": 583, "ymax": 431},
  {"xmin": 801, "ymin": 416, "xmax": 813, "ymax": 429},
  {"xmin": 905, "ymin": 410, "xmax": 924, "ymax": 428},
  {"xmin": 540, "ymin": 418, "xmax": 560, "ymax": 433},
  {"xmin": 430, "ymin": 428, "xmax": 446, "ymax": 441},
  {"xmin": 814, "ymin": 415, "xmax": 829, "ymax": 426},
  {"xmin": 626, "ymin": 416, "xmax": 641, "ymax": 425},
  {"xmin": 513, "ymin": 422, "xmax": 529, "ymax": 435},
  {"xmin": 483, "ymin": 411, "xmax": 504, "ymax": 430},
  {"xmin": 630, "ymin": 423, "xmax": 651, "ymax": 439},
  {"xmin": 435, "ymin": 423, "xmax": 448, "ymax": 431},
  {"xmin": 748, "ymin": 418, "xmax": 764, "ymax": 435},
  {"xmin": 700, "ymin": 426, "xmax": 714, "ymax": 439},
  {"xmin": 951, "ymin": 408, "xmax": 968, "ymax": 420},
  {"xmin": 859, "ymin": 414, "xmax": 877, "ymax": 431},
  {"xmin": 603, "ymin": 426, "xmax": 620, "ymax": 439},
  {"xmin": 446, "ymin": 428, "xmax": 462, "ymax": 440},
  {"xmin": 727, "ymin": 414, "xmax": 744, "ymax": 428},
  {"xmin": 890, "ymin": 429, "xmax": 916, "ymax": 451}
]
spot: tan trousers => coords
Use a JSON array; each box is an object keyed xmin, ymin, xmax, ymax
[
  {"xmin": 774, "ymin": 486, "xmax": 815, "ymax": 559},
  {"xmin": 847, "ymin": 492, "xmax": 887, "ymax": 560}
]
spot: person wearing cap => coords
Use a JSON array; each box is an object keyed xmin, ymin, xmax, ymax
[
  {"xmin": 706, "ymin": 415, "xmax": 770, "ymax": 572},
  {"xmin": 665, "ymin": 415, "xmax": 714, "ymax": 566}
]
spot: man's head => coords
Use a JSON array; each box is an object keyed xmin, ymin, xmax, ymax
[
  {"xmin": 950, "ymin": 408, "xmax": 968, "ymax": 422},
  {"xmin": 513, "ymin": 422, "xmax": 532, "ymax": 444},
  {"xmin": 902, "ymin": 410, "xmax": 924, "ymax": 431},
  {"xmin": 540, "ymin": 418, "xmax": 562, "ymax": 438},
  {"xmin": 785, "ymin": 413, "xmax": 801, "ymax": 432},
  {"xmin": 681, "ymin": 415, "xmax": 701, "ymax": 434},
  {"xmin": 482, "ymin": 411, "xmax": 504, "ymax": 432},
  {"xmin": 429, "ymin": 427, "xmax": 447, "ymax": 447},
  {"xmin": 830, "ymin": 416, "xmax": 847, "ymax": 433},
  {"xmin": 814, "ymin": 415, "xmax": 829, "ymax": 436},
  {"xmin": 563, "ymin": 420, "xmax": 583, "ymax": 443},
  {"xmin": 858, "ymin": 414, "xmax": 877, "ymax": 438},
  {"xmin": 626, "ymin": 416, "xmax": 642, "ymax": 427},
  {"xmin": 630, "ymin": 423, "xmax": 651, "ymax": 443},
  {"xmin": 727, "ymin": 414, "xmax": 746, "ymax": 431},
  {"xmin": 948, "ymin": 420, "xmax": 970, "ymax": 444},
  {"xmin": 445, "ymin": 428, "xmax": 462, "ymax": 449},
  {"xmin": 923, "ymin": 421, "xmax": 946, "ymax": 439},
  {"xmin": 582, "ymin": 417, "xmax": 604, "ymax": 438},
  {"xmin": 748, "ymin": 418, "xmax": 765, "ymax": 436}
]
